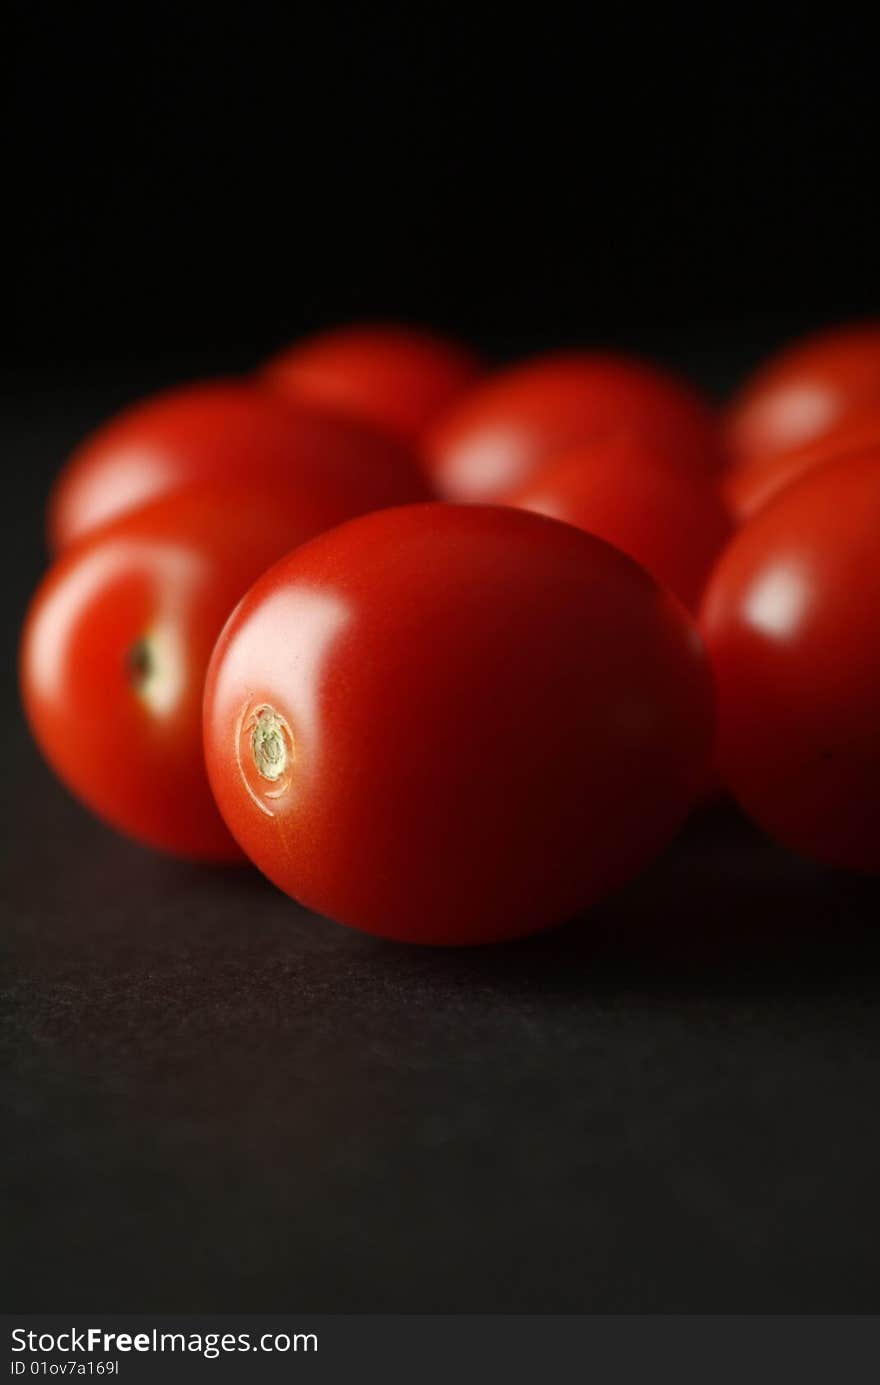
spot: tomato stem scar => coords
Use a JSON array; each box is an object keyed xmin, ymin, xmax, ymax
[
  {"xmin": 127, "ymin": 636, "xmax": 154, "ymax": 689},
  {"xmin": 250, "ymin": 705, "xmax": 291, "ymax": 782}
]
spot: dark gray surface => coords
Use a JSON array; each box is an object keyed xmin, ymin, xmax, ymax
[{"xmin": 3, "ymin": 373, "xmax": 880, "ymax": 1313}]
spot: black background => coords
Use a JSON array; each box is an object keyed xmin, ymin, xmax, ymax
[
  {"xmin": 6, "ymin": 6, "xmax": 879, "ymax": 377},
  {"xmin": 4, "ymin": 5, "xmax": 880, "ymax": 1315}
]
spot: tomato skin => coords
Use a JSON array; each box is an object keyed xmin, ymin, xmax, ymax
[
  {"xmin": 204, "ymin": 503, "xmax": 714, "ymax": 945},
  {"xmin": 723, "ymin": 411, "xmax": 880, "ymax": 521},
  {"xmin": 724, "ymin": 322, "xmax": 880, "ymax": 466},
  {"xmin": 701, "ymin": 454, "xmax": 880, "ymax": 872},
  {"xmin": 423, "ymin": 353, "xmax": 722, "ymax": 502},
  {"xmin": 505, "ymin": 433, "xmax": 732, "ymax": 613},
  {"xmin": 47, "ymin": 379, "xmax": 429, "ymax": 552},
  {"xmin": 260, "ymin": 324, "xmax": 483, "ymax": 443},
  {"xmin": 22, "ymin": 483, "xmax": 400, "ymax": 861}
]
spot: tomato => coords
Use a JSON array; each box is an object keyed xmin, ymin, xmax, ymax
[
  {"xmin": 22, "ymin": 482, "xmax": 401, "ymax": 861},
  {"xmin": 47, "ymin": 379, "xmax": 428, "ymax": 552},
  {"xmin": 724, "ymin": 322, "xmax": 880, "ymax": 465},
  {"xmin": 423, "ymin": 352, "xmax": 722, "ymax": 502},
  {"xmin": 723, "ymin": 410, "xmax": 880, "ymax": 521},
  {"xmin": 203, "ymin": 503, "xmax": 714, "ymax": 945},
  {"xmin": 701, "ymin": 454, "xmax": 880, "ymax": 872},
  {"xmin": 505, "ymin": 433, "xmax": 731, "ymax": 612},
  {"xmin": 260, "ymin": 324, "xmax": 483, "ymax": 443}
]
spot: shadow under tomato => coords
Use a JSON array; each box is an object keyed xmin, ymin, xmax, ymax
[
  {"xmin": 347, "ymin": 802, "xmax": 880, "ymax": 993},
  {"xmin": 9, "ymin": 721, "xmax": 880, "ymax": 996}
]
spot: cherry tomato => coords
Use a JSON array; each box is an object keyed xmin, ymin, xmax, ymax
[
  {"xmin": 423, "ymin": 352, "xmax": 722, "ymax": 502},
  {"xmin": 505, "ymin": 433, "xmax": 732, "ymax": 612},
  {"xmin": 22, "ymin": 482, "xmax": 403, "ymax": 861},
  {"xmin": 260, "ymin": 324, "xmax": 483, "ymax": 442},
  {"xmin": 723, "ymin": 410, "xmax": 880, "ymax": 521},
  {"xmin": 47, "ymin": 379, "xmax": 428, "ymax": 552},
  {"xmin": 701, "ymin": 454, "xmax": 880, "ymax": 872},
  {"xmin": 203, "ymin": 503, "xmax": 714, "ymax": 945},
  {"xmin": 724, "ymin": 322, "xmax": 880, "ymax": 465}
]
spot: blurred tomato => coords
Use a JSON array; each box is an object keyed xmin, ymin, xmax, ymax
[
  {"xmin": 22, "ymin": 483, "xmax": 397, "ymax": 860},
  {"xmin": 48, "ymin": 379, "xmax": 428, "ymax": 552},
  {"xmin": 260, "ymin": 324, "xmax": 482, "ymax": 442},
  {"xmin": 724, "ymin": 322, "xmax": 880, "ymax": 465},
  {"xmin": 724, "ymin": 409, "xmax": 880, "ymax": 521},
  {"xmin": 424, "ymin": 352, "xmax": 721, "ymax": 501},
  {"xmin": 204, "ymin": 503, "xmax": 714, "ymax": 944},
  {"xmin": 505, "ymin": 433, "xmax": 731, "ymax": 612},
  {"xmin": 701, "ymin": 454, "xmax": 880, "ymax": 872}
]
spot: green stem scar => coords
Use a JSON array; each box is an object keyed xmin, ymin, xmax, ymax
[
  {"xmin": 127, "ymin": 637, "xmax": 154, "ymax": 690},
  {"xmin": 251, "ymin": 706, "xmax": 291, "ymax": 782}
]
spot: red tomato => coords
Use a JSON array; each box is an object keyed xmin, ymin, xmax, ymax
[
  {"xmin": 203, "ymin": 503, "xmax": 714, "ymax": 944},
  {"xmin": 22, "ymin": 483, "xmax": 400, "ymax": 861},
  {"xmin": 260, "ymin": 324, "xmax": 483, "ymax": 442},
  {"xmin": 701, "ymin": 454, "xmax": 880, "ymax": 872},
  {"xmin": 423, "ymin": 352, "xmax": 722, "ymax": 501},
  {"xmin": 47, "ymin": 379, "xmax": 428, "ymax": 552},
  {"xmin": 724, "ymin": 322, "xmax": 880, "ymax": 465},
  {"xmin": 724, "ymin": 410, "xmax": 880, "ymax": 521},
  {"xmin": 505, "ymin": 433, "xmax": 732, "ymax": 612}
]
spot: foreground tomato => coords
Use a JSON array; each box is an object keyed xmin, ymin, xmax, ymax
[
  {"xmin": 724, "ymin": 322, "xmax": 880, "ymax": 465},
  {"xmin": 48, "ymin": 379, "xmax": 428, "ymax": 552},
  {"xmin": 260, "ymin": 323, "xmax": 482, "ymax": 444},
  {"xmin": 204, "ymin": 504, "xmax": 714, "ymax": 944},
  {"xmin": 505, "ymin": 433, "xmax": 731, "ymax": 612},
  {"xmin": 701, "ymin": 455, "xmax": 880, "ymax": 872},
  {"xmin": 423, "ymin": 352, "xmax": 722, "ymax": 501},
  {"xmin": 22, "ymin": 483, "xmax": 400, "ymax": 860},
  {"xmin": 723, "ymin": 410, "xmax": 880, "ymax": 521}
]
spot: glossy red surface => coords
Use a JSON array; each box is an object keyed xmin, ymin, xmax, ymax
[
  {"xmin": 723, "ymin": 410, "xmax": 880, "ymax": 521},
  {"xmin": 47, "ymin": 378, "xmax": 429, "ymax": 551},
  {"xmin": 423, "ymin": 352, "xmax": 722, "ymax": 501},
  {"xmin": 701, "ymin": 454, "xmax": 880, "ymax": 872},
  {"xmin": 505, "ymin": 433, "xmax": 732, "ymax": 612},
  {"xmin": 204, "ymin": 503, "xmax": 715, "ymax": 944},
  {"xmin": 724, "ymin": 322, "xmax": 880, "ymax": 465},
  {"xmin": 260, "ymin": 324, "xmax": 482, "ymax": 442},
  {"xmin": 21, "ymin": 484, "xmax": 392, "ymax": 860}
]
